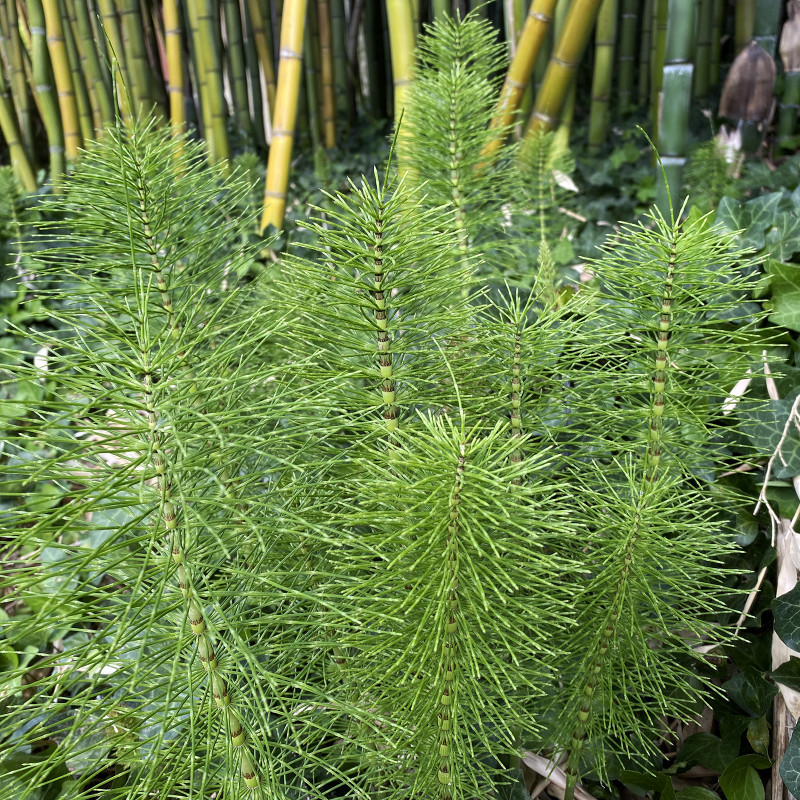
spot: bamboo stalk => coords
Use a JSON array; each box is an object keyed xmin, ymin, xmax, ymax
[
  {"xmin": 0, "ymin": 68, "xmax": 38, "ymax": 192},
  {"xmin": 488, "ymin": 0, "xmax": 556, "ymax": 153},
  {"xmin": 656, "ymin": 0, "xmax": 697, "ymax": 217},
  {"xmin": 778, "ymin": 0, "xmax": 800, "ymax": 150},
  {"xmin": 184, "ymin": 0, "xmax": 213, "ymax": 144},
  {"xmin": 116, "ymin": 0, "xmax": 158, "ymax": 115},
  {"xmin": 260, "ymin": 0, "xmax": 307, "ymax": 232},
  {"xmin": 193, "ymin": 0, "xmax": 231, "ymax": 166},
  {"xmin": 617, "ymin": 0, "xmax": 638, "ymax": 111},
  {"xmin": 385, "ymin": 0, "xmax": 415, "ymax": 122},
  {"xmin": 60, "ymin": 0, "xmax": 93, "ymax": 143},
  {"xmin": 330, "ymin": 0, "xmax": 349, "ymax": 125},
  {"xmin": 96, "ymin": 0, "xmax": 129, "ymax": 117},
  {"xmin": 709, "ymin": 0, "xmax": 723, "ymax": 86},
  {"xmin": 163, "ymin": 0, "xmax": 186, "ymax": 135},
  {"xmin": 364, "ymin": 0, "xmax": 385, "ymax": 117},
  {"xmin": 246, "ymin": 0, "xmax": 278, "ymax": 121},
  {"xmin": 303, "ymin": 15, "xmax": 323, "ymax": 151},
  {"xmin": 753, "ymin": 0, "xmax": 782, "ymax": 56},
  {"xmin": 736, "ymin": 0, "xmax": 755, "ymax": 53},
  {"xmin": 638, "ymin": 0, "xmax": 653, "ymax": 105},
  {"xmin": 694, "ymin": 0, "xmax": 712, "ymax": 101},
  {"xmin": 222, "ymin": 0, "xmax": 253, "ymax": 139},
  {"xmin": 70, "ymin": 0, "xmax": 115, "ymax": 127},
  {"xmin": 587, "ymin": 0, "xmax": 618, "ymax": 153},
  {"xmin": 42, "ymin": 0, "xmax": 82, "ymax": 160},
  {"xmin": 433, "ymin": 0, "xmax": 450, "ymax": 19},
  {"xmin": 2, "ymin": 0, "xmax": 33, "ymax": 155},
  {"xmin": 649, "ymin": 0, "xmax": 668, "ymax": 141},
  {"xmin": 317, "ymin": 0, "xmax": 336, "ymax": 146},
  {"xmin": 242, "ymin": 0, "xmax": 267, "ymax": 147},
  {"xmin": 526, "ymin": 0, "xmax": 605, "ymax": 134},
  {"xmin": 27, "ymin": 0, "xmax": 65, "ymax": 186}
]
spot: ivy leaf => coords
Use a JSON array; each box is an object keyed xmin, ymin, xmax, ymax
[
  {"xmin": 771, "ymin": 657, "xmax": 800, "ymax": 691},
  {"xmin": 741, "ymin": 391, "xmax": 800, "ymax": 478},
  {"xmin": 621, "ymin": 770, "xmax": 675, "ymax": 800},
  {"xmin": 746, "ymin": 716, "xmax": 770, "ymax": 756},
  {"xmin": 716, "ymin": 193, "xmax": 783, "ymax": 253},
  {"xmin": 774, "ymin": 583, "xmax": 800, "ymax": 651},
  {"xmin": 723, "ymin": 669, "xmax": 779, "ymax": 717},
  {"xmin": 676, "ymin": 789, "xmax": 720, "ymax": 800},
  {"xmin": 767, "ymin": 260, "xmax": 800, "ymax": 331},
  {"xmin": 718, "ymin": 755, "xmax": 771, "ymax": 800},
  {"xmin": 674, "ymin": 733, "xmax": 739, "ymax": 774},
  {"xmin": 764, "ymin": 211, "xmax": 800, "ymax": 261},
  {"xmin": 780, "ymin": 726, "xmax": 800, "ymax": 794}
]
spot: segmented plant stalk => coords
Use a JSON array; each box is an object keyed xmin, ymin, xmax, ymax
[
  {"xmin": 1, "ymin": 0, "xmax": 33, "ymax": 155},
  {"xmin": 656, "ymin": 0, "xmax": 697, "ymax": 217},
  {"xmin": 563, "ymin": 223, "xmax": 679, "ymax": 800},
  {"xmin": 385, "ymin": 0, "xmax": 415, "ymax": 125},
  {"xmin": 649, "ymin": 0, "xmax": 667, "ymax": 140},
  {"xmin": 27, "ymin": 0, "xmax": 65, "ymax": 186},
  {"xmin": 435, "ymin": 441, "xmax": 465, "ymax": 799},
  {"xmin": 330, "ymin": 0, "xmax": 348, "ymax": 125},
  {"xmin": 116, "ymin": 0, "xmax": 160, "ymax": 116},
  {"xmin": 694, "ymin": 0, "xmax": 712, "ymax": 101},
  {"xmin": 587, "ymin": 0, "xmax": 617, "ymax": 154},
  {"xmin": 42, "ymin": 0, "xmax": 81, "ymax": 160},
  {"xmin": 433, "ymin": 0, "xmax": 450, "ymax": 19},
  {"xmin": 246, "ymin": 0, "xmax": 278, "ymax": 121},
  {"xmin": 260, "ymin": 0, "xmax": 307, "ymax": 232},
  {"xmin": 736, "ymin": 0, "xmax": 755, "ymax": 53},
  {"xmin": 0, "ymin": 68, "xmax": 37, "ymax": 192},
  {"xmin": 638, "ymin": 0, "xmax": 653, "ymax": 106},
  {"xmin": 509, "ymin": 327, "xmax": 523, "ymax": 464},
  {"xmin": 317, "ymin": 0, "xmax": 336, "ymax": 147},
  {"xmin": 486, "ymin": 0, "xmax": 556, "ymax": 157},
  {"xmin": 223, "ymin": 0, "xmax": 253, "ymax": 139},
  {"xmin": 97, "ymin": 0, "xmax": 130, "ymax": 118},
  {"xmin": 242, "ymin": 0, "xmax": 267, "ymax": 148},
  {"xmin": 60, "ymin": 0, "xmax": 93, "ymax": 143},
  {"xmin": 163, "ymin": 0, "xmax": 185, "ymax": 136},
  {"xmin": 303, "ymin": 21, "xmax": 323, "ymax": 152},
  {"xmin": 778, "ymin": 6, "xmax": 800, "ymax": 150},
  {"xmin": 372, "ymin": 198, "xmax": 397, "ymax": 433},
  {"xmin": 70, "ymin": 0, "xmax": 115, "ymax": 127},
  {"xmin": 129, "ymin": 160, "xmax": 260, "ymax": 791},
  {"xmin": 709, "ymin": 0, "xmax": 723, "ymax": 86},
  {"xmin": 753, "ymin": 0, "xmax": 782, "ymax": 56},
  {"xmin": 526, "ymin": 0, "xmax": 605, "ymax": 134},
  {"xmin": 194, "ymin": 0, "xmax": 231, "ymax": 166},
  {"xmin": 617, "ymin": 0, "xmax": 638, "ymax": 111}
]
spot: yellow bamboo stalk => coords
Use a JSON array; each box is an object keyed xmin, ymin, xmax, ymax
[
  {"xmin": 526, "ymin": 0, "xmax": 605, "ymax": 134},
  {"xmin": 487, "ymin": 0, "xmax": 556, "ymax": 154},
  {"xmin": 42, "ymin": 0, "xmax": 82, "ymax": 159},
  {"xmin": 4, "ymin": 0, "xmax": 33, "ymax": 155},
  {"xmin": 260, "ymin": 0, "xmax": 308, "ymax": 233},
  {"xmin": 246, "ymin": 0, "xmax": 278, "ymax": 120},
  {"xmin": 96, "ymin": 0, "xmax": 130, "ymax": 118},
  {"xmin": 385, "ymin": 0, "xmax": 415, "ymax": 120},
  {"xmin": 317, "ymin": 0, "xmax": 336, "ymax": 147},
  {"xmin": 163, "ymin": 0, "xmax": 185, "ymax": 136},
  {"xmin": 0, "ymin": 69, "xmax": 37, "ymax": 192}
]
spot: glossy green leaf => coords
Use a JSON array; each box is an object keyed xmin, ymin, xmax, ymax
[
  {"xmin": 715, "ymin": 193, "xmax": 782, "ymax": 252},
  {"xmin": 780, "ymin": 725, "xmax": 800, "ymax": 793},
  {"xmin": 718, "ymin": 755, "xmax": 770, "ymax": 800},
  {"xmin": 674, "ymin": 732, "xmax": 739, "ymax": 773},
  {"xmin": 768, "ymin": 260, "xmax": 800, "ymax": 331},
  {"xmin": 675, "ymin": 788, "xmax": 720, "ymax": 800},
  {"xmin": 774, "ymin": 583, "xmax": 800, "ymax": 651},
  {"xmin": 771, "ymin": 657, "xmax": 800, "ymax": 690},
  {"xmin": 723, "ymin": 669, "xmax": 778, "ymax": 717}
]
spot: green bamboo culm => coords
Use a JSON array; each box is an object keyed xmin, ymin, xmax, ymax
[
  {"xmin": 587, "ymin": 0, "xmax": 618, "ymax": 153},
  {"xmin": 27, "ymin": 0, "xmax": 66, "ymax": 187},
  {"xmin": 70, "ymin": 0, "xmax": 116, "ymax": 127},
  {"xmin": 222, "ymin": 0, "xmax": 255, "ymax": 140},
  {"xmin": 638, "ymin": 0, "xmax": 654, "ymax": 106},
  {"xmin": 656, "ymin": 0, "xmax": 698, "ymax": 217},
  {"xmin": 0, "ymin": 0, "xmax": 34, "ymax": 155},
  {"xmin": 617, "ymin": 0, "xmax": 639, "ymax": 112}
]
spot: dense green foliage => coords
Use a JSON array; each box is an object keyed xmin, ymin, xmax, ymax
[{"xmin": 4, "ymin": 13, "xmax": 800, "ymax": 800}]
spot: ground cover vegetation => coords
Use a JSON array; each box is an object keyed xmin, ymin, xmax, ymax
[{"xmin": 3, "ymin": 2, "xmax": 800, "ymax": 800}]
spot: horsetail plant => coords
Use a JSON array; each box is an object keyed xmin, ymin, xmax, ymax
[{"xmin": 2, "ymin": 15, "xmax": 765, "ymax": 800}]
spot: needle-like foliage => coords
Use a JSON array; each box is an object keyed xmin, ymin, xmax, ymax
[{"xmin": 1, "ymin": 16, "xmax": 763, "ymax": 800}]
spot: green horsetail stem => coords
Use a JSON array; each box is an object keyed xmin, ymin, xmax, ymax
[
  {"xmin": 509, "ymin": 329, "xmax": 523, "ymax": 465},
  {"xmin": 436, "ymin": 441, "xmax": 466, "ymax": 799},
  {"xmin": 373, "ymin": 201, "xmax": 397, "ymax": 433},
  {"xmin": 564, "ymin": 223, "xmax": 677, "ymax": 800},
  {"xmin": 130, "ymin": 167, "xmax": 260, "ymax": 790}
]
